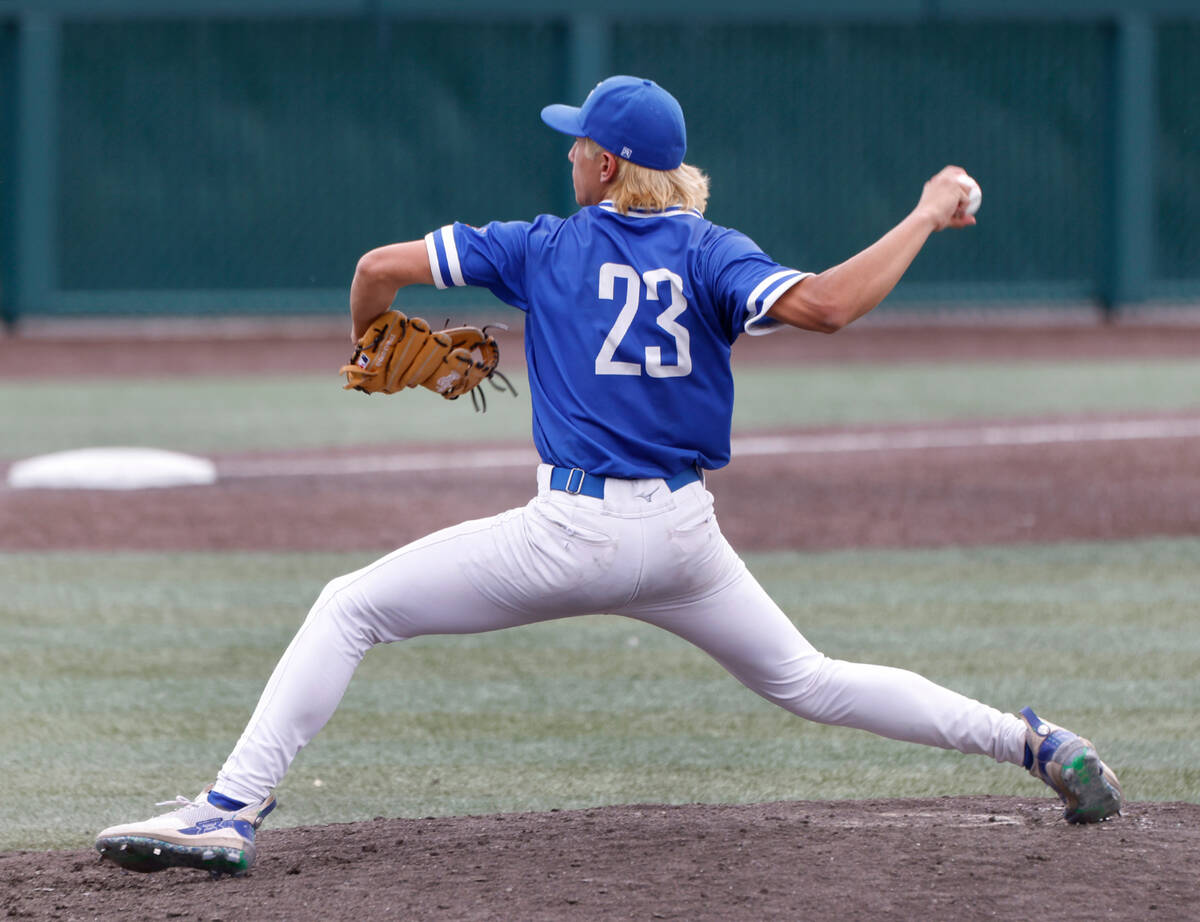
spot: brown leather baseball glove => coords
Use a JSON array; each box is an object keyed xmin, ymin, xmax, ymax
[{"xmin": 340, "ymin": 310, "xmax": 502, "ymax": 403}]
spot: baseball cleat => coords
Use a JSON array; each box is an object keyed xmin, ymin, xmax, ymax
[
  {"xmin": 95, "ymin": 786, "xmax": 276, "ymax": 875},
  {"xmin": 1020, "ymin": 706, "xmax": 1122, "ymax": 823}
]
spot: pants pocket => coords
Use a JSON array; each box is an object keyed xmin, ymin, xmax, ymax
[
  {"xmin": 515, "ymin": 498, "xmax": 620, "ymax": 603},
  {"xmin": 667, "ymin": 499, "xmax": 719, "ymax": 561}
]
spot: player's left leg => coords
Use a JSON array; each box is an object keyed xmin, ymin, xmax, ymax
[
  {"xmin": 213, "ymin": 499, "xmax": 630, "ymax": 806},
  {"xmin": 95, "ymin": 514, "xmax": 540, "ymax": 874},
  {"xmin": 97, "ymin": 489, "xmax": 634, "ymax": 873}
]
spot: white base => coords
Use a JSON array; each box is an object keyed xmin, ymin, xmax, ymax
[{"xmin": 7, "ymin": 448, "xmax": 218, "ymax": 490}]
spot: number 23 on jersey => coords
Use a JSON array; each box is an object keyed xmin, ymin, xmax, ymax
[{"xmin": 595, "ymin": 262, "xmax": 692, "ymax": 378}]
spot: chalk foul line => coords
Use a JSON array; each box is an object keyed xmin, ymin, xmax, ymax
[{"xmin": 217, "ymin": 417, "xmax": 1200, "ymax": 480}]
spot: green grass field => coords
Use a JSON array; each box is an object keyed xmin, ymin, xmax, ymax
[
  {"xmin": 2, "ymin": 358, "xmax": 1199, "ymax": 456},
  {"xmin": 2, "ymin": 354, "xmax": 1197, "ymax": 851},
  {"xmin": 2, "ymin": 539, "xmax": 1197, "ymax": 851}
]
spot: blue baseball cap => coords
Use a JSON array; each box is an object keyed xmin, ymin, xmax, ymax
[{"xmin": 541, "ymin": 75, "xmax": 687, "ymax": 171}]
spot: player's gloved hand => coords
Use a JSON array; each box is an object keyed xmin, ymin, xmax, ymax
[{"xmin": 340, "ymin": 310, "xmax": 507, "ymax": 408}]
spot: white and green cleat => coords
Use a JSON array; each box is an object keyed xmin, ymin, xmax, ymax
[
  {"xmin": 1020, "ymin": 706, "xmax": 1122, "ymax": 824},
  {"xmin": 96, "ymin": 787, "xmax": 276, "ymax": 876}
]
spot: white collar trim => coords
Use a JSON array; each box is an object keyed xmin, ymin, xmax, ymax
[{"xmin": 598, "ymin": 201, "xmax": 704, "ymax": 219}]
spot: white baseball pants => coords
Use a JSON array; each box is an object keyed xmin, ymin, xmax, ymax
[{"xmin": 216, "ymin": 465, "xmax": 1027, "ymax": 804}]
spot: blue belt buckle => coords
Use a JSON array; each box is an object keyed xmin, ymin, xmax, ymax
[{"xmin": 564, "ymin": 467, "xmax": 587, "ymax": 495}]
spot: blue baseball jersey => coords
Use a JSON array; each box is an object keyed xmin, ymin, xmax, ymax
[{"xmin": 425, "ymin": 202, "xmax": 809, "ymax": 478}]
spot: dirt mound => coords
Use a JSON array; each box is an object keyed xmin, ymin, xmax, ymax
[{"xmin": 3, "ymin": 798, "xmax": 1195, "ymax": 921}]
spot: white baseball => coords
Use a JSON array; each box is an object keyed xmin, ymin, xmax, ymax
[{"xmin": 957, "ymin": 174, "xmax": 982, "ymax": 216}]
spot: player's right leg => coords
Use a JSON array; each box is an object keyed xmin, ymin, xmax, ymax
[
  {"xmin": 621, "ymin": 513, "xmax": 1120, "ymax": 821},
  {"xmin": 1018, "ymin": 705, "xmax": 1122, "ymax": 823},
  {"xmin": 630, "ymin": 560, "xmax": 1027, "ymax": 763}
]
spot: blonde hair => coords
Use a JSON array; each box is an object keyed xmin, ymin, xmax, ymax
[{"xmin": 581, "ymin": 137, "xmax": 710, "ymax": 215}]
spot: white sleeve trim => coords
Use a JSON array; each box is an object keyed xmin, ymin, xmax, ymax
[
  {"xmin": 744, "ymin": 269, "xmax": 810, "ymax": 336},
  {"xmin": 440, "ymin": 225, "xmax": 465, "ymax": 287},
  {"xmin": 424, "ymin": 231, "xmax": 447, "ymax": 290}
]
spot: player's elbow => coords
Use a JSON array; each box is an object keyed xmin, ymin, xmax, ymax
[
  {"xmin": 798, "ymin": 311, "xmax": 846, "ymax": 335},
  {"xmin": 809, "ymin": 306, "xmax": 849, "ymax": 334},
  {"xmin": 354, "ymin": 248, "xmax": 392, "ymax": 286}
]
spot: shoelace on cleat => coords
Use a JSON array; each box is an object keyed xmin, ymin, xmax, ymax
[
  {"xmin": 146, "ymin": 794, "xmax": 226, "ymax": 825},
  {"xmin": 155, "ymin": 795, "xmax": 198, "ymax": 808}
]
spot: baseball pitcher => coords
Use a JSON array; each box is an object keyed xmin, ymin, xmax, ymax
[{"xmin": 95, "ymin": 75, "xmax": 1122, "ymax": 876}]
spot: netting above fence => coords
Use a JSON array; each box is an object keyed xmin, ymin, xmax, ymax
[
  {"xmin": 1157, "ymin": 20, "xmax": 1200, "ymax": 288},
  {"xmin": 59, "ymin": 19, "xmax": 566, "ymax": 291},
  {"xmin": 0, "ymin": 23, "xmax": 16, "ymax": 321},
  {"xmin": 615, "ymin": 21, "xmax": 1109, "ymax": 292},
  {"xmin": 1, "ymin": 12, "xmax": 1197, "ymax": 318}
]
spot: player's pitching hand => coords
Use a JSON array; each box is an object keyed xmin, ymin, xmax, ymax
[{"xmin": 916, "ymin": 166, "xmax": 978, "ymax": 231}]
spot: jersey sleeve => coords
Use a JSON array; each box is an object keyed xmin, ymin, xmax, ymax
[
  {"xmin": 424, "ymin": 220, "xmax": 533, "ymax": 310},
  {"xmin": 703, "ymin": 228, "xmax": 811, "ymax": 337}
]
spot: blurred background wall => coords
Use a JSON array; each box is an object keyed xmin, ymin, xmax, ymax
[{"xmin": 0, "ymin": 0, "xmax": 1197, "ymax": 326}]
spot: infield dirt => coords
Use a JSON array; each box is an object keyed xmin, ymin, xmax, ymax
[
  {"xmin": 5, "ymin": 799, "xmax": 1200, "ymax": 921},
  {"xmin": 2, "ymin": 320, "xmax": 1198, "ymax": 920}
]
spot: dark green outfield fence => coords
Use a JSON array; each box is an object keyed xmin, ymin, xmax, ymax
[{"xmin": 1, "ymin": 1, "xmax": 1198, "ymax": 326}]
